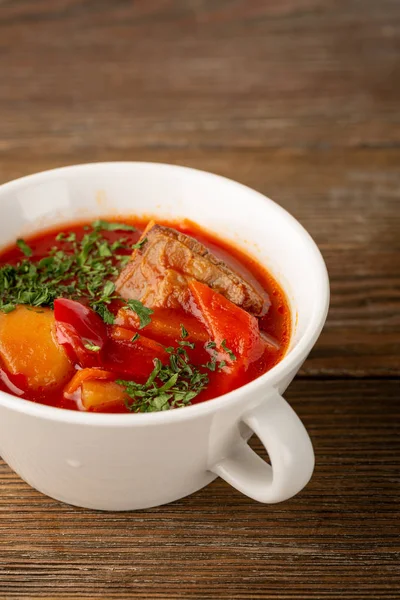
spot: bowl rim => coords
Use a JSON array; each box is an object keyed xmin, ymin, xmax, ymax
[{"xmin": 0, "ymin": 161, "xmax": 330, "ymax": 426}]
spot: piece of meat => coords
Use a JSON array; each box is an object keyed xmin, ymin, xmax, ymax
[{"xmin": 116, "ymin": 223, "xmax": 270, "ymax": 317}]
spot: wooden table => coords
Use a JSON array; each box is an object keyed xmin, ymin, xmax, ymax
[{"xmin": 0, "ymin": 1, "xmax": 399, "ymax": 598}]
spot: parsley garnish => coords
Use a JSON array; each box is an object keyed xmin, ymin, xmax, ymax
[
  {"xmin": 203, "ymin": 340, "xmax": 232, "ymax": 372},
  {"xmin": 16, "ymin": 239, "xmax": 33, "ymax": 257},
  {"xmin": 131, "ymin": 237, "xmax": 148, "ymax": 250},
  {"xmin": 221, "ymin": 339, "xmax": 236, "ymax": 361},
  {"xmin": 84, "ymin": 343, "xmax": 101, "ymax": 352},
  {"xmin": 2, "ymin": 303, "xmax": 16, "ymax": 313},
  {"xmin": 203, "ymin": 357, "xmax": 217, "ymax": 372},
  {"xmin": 94, "ymin": 303, "xmax": 115, "ymax": 324},
  {"xmin": 92, "ymin": 220, "xmax": 136, "ymax": 232},
  {"xmin": 176, "ymin": 325, "xmax": 195, "ymax": 348},
  {"xmin": 117, "ymin": 346, "xmax": 209, "ymax": 412},
  {"xmin": 99, "ymin": 281, "xmax": 116, "ymax": 303},
  {"xmin": 131, "ymin": 333, "xmax": 140, "ymax": 343},
  {"xmin": 178, "ymin": 340, "xmax": 195, "ymax": 350},
  {"xmin": 124, "ymin": 299, "xmax": 153, "ymax": 329},
  {"xmin": 0, "ymin": 222, "xmax": 135, "ymax": 322}
]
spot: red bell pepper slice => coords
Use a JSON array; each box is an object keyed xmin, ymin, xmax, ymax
[
  {"xmin": 189, "ymin": 281, "xmax": 264, "ymax": 372},
  {"xmin": 103, "ymin": 326, "xmax": 169, "ymax": 381},
  {"xmin": 115, "ymin": 306, "xmax": 208, "ymax": 345},
  {"xmin": 54, "ymin": 299, "xmax": 108, "ymax": 368}
]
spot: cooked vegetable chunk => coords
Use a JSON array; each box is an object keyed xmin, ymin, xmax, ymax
[
  {"xmin": 189, "ymin": 281, "xmax": 264, "ymax": 370},
  {"xmin": 81, "ymin": 380, "xmax": 127, "ymax": 411},
  {"xmin": 64, "ymin": 368, "xmax": 114, "ymax": 396},
  {"xmin": 104, "ymin": 327, "xmax": 169, "ymax": 380},
  {"xmin": 115, "ymin": 306, "xmax": 208, "ymax": 344},
  {"xmin": 0, "ymin": 306, "xmax": 73, "ymax": 390},
  {"xmin": 116, "ymin": 224, "xmax": 270, "ymax": 316},
  {"xmin": 64, "ymin": 368, "xmax": 127, "ymax": 411},
  {"xmin": 54, "ymin": 299, "xmax": 107, "ymax": 368}
]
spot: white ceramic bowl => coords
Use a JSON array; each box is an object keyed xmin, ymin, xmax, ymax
[{"xmin": 0, "ymin": 163, "xmax": 329, "ymax": 510}]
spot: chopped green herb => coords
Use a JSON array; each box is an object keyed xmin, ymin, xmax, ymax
[
  {"xmin": 203, "ymin": 358, "xmax": 217, "ymax": 372},
  {"xmin": 110, "ymin": 240, "xmax": 125, "ymax": 251},
  {"xmin": 92, "ymin": 220, "xmax": 136, "ymax": 232},
  {"xmin": 116, "ymin": 255, "xmax": 131, "ymax": 268},
  {"xmin": 16, "ymin": 239, "xmax": 33, "ymax": 257},
  {"xmin": 0, "ymin": 223, "xmax": 135, "ymax": 322},
  {"xmin": 84, "ymin": 342, "xmax": 101, "ymax": 352},
  {"xmin": 204, "ymin": 339, "xmax": 231, "ymax": 372},
  {"xmin": 125, "ymin": 299, "xmax": 153, "ymax": 329},
  {"xmin": 100, "ymin": 281, "xmax": 115, "ymax": 302},
  {"xmin": 98, "ymin": 241, "xmax": 112, "ymax": 257},
  {"xmin": 131, "ymin": 237, "xmax": 148, "ymax": 250},
  {"xmin": 221, "ymin": 339, "xmax": 236, "ymax": 361},
  {"xmin": 131, "ymin": 333, "xmax": 140, "ymax": 343},
  {"xmin": 179, "ymin": 340, "xmax": 195, "ymax": 350},
  {"xmin": 1, "ymin": 303, "xmax": 16, "ymax": 314},
  {"xmin": 180, "ymin": 324, "xmax": 189, "ymax": 339},
  {"xmin": 117, "ymin": 346, "xmax": 209, "ymax": 413},
  {"xmin": 94, "ymin": 303, "xmax": 115, "ymax": 325}
]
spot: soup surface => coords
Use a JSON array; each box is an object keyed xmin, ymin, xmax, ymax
[{"xmin": 0, "ymin": 218, "xmax": 290, "ymax": 413}]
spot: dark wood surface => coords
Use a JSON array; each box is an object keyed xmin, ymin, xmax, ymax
[{"xmin": 0, "ymin": 1, "xmax": 399, "ymax": 598}]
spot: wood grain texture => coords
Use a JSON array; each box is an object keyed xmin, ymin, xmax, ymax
[{"xmin": 0, "ymin": 0, "xmax": 399, "ymax": 598}]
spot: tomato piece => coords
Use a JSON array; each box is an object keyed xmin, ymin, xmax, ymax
[
  {"xmin": 103, "ymin": 327, "xmax": 169, "ymax": 380},
  {"xmin": 64, "ymin": 368, "xmax": 114, "ymax": 396},
  {"xmin": 189, "ymin": 281, "xmax": 264, "ymax": 371},
  {"xmin": 54, "ymin": 298, "xmax": 107, "ymax": 347},
  {"xmin": 54, "ymin": 299, "xmax": 107, "ymax": 367},
  {"xmin": 55, "ymin": 322, "xmax": 98, "ymax": 367},
  {"xmin": 115, "ymin": 307, "xmax": 208, "ymax": 345}
]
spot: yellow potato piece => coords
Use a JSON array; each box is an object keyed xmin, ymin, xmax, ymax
[
  {"xmin": 0, "ymin": 305, "xmax": 73, "ymax": 390},
  {"xmin": 81, "ymin": 380, "xmax": 127, "ymax": 411}
]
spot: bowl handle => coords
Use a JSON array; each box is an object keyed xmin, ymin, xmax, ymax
[{"xmin": 210, "ymin": 390, "xmax": 315, "ymax": 503}]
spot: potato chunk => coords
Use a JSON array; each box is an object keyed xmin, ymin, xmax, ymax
[
  {"xmin": 81, "ymin": 380, "xmax": 127, "ymax": 411},
  {"xmin": 0, "ymin": 305, "xmax": 73, "ymax": 390}
]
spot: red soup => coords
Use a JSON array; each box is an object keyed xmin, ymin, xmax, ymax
[{"xmin": 0, "ymin": 219, "xmax": 291, "ymax": 413}]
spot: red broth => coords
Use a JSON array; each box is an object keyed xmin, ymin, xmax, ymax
[{"xmin": 0, "ymin": 219, "xmax": 291, "ymax": 412}]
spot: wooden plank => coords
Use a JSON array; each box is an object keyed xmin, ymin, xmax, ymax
[
  {"xmin": 0, "ymin": 0, "xmax": 399, "ymax": 153},
  {"xmin": 0, "ymin": 379, "xmax": 399, "ymax": 598}
]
